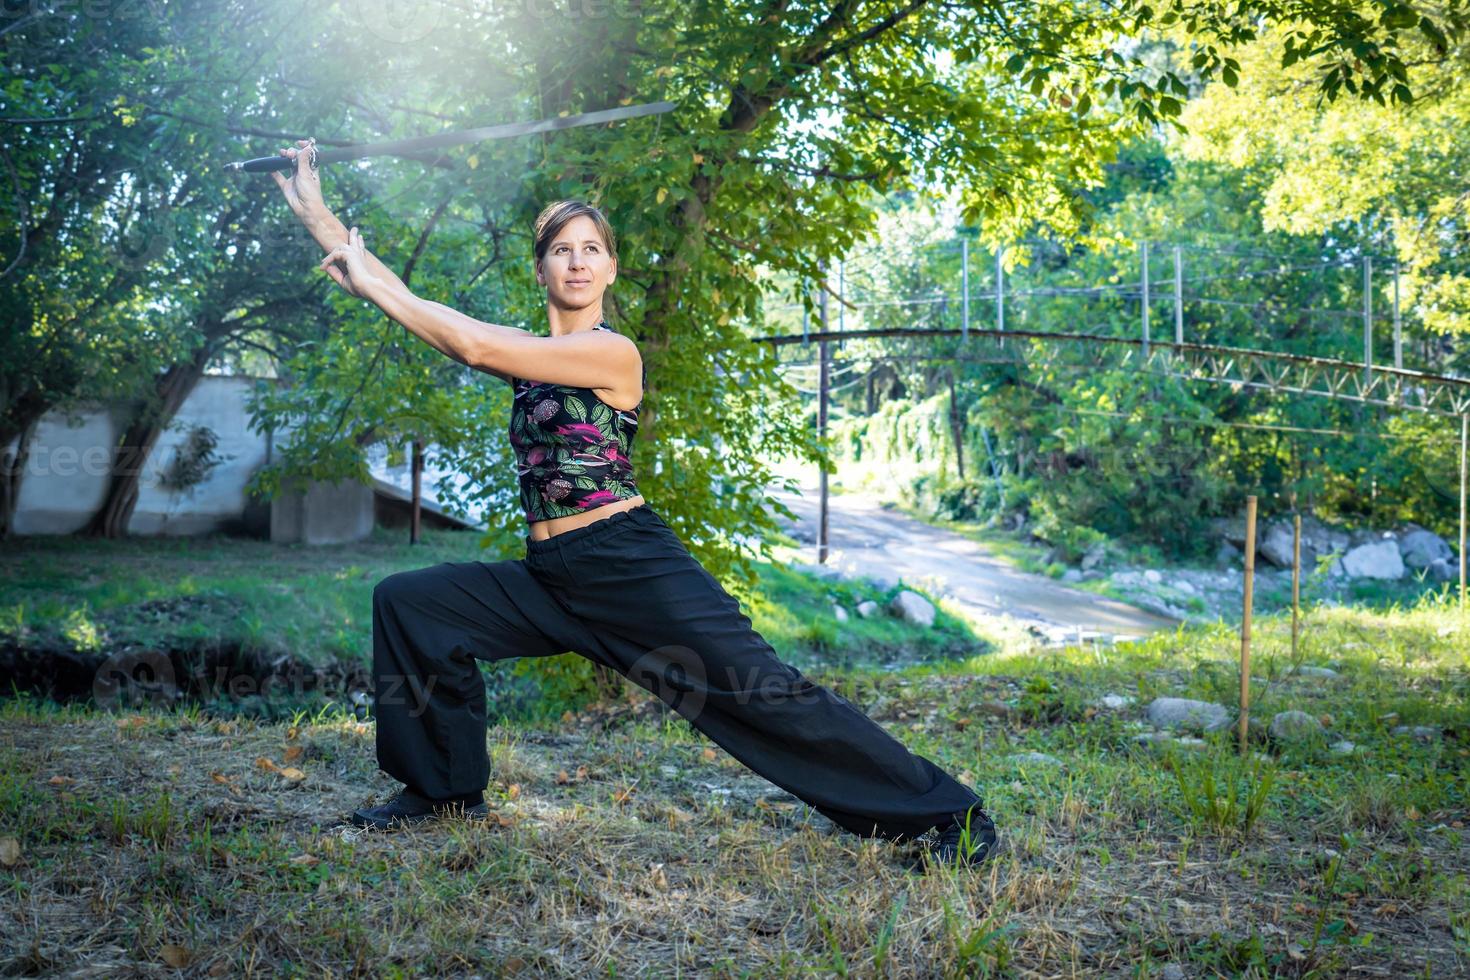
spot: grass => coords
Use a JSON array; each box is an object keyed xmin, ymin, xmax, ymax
[
  {"xmin": 0, "ymin": 527, "xmax": 981, "ymax": 697},
  {"xmin": 0, "ymin": 581, "xmax": 1466, "ymax": 975}
]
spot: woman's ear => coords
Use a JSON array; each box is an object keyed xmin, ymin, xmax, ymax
[
  {"xmin": 534, "ymin": 258, "xmax": 544, "ymax": 286},
  {"xmin": 607, "ymin": 254, "xmax": 617, "ymax": 286}
]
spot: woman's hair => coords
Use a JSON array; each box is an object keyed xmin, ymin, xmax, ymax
[{"xmin": 532, "ymin": 200, "xmax": 618, "ymax": 269}]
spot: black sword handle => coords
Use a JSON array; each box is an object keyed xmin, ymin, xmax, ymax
[{"xmin": 221, "ymin": 146, "xmax": 345, "ymax": 174}]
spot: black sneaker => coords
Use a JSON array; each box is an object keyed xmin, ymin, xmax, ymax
[
  {"xmin": 922, "ymin": 805, "xmax": 999, "ymax": 870},
  {"xmin": 349, "ymin": 787, "xmax": 491, "ymax": 830}
]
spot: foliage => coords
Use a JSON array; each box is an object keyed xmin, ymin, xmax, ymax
[
  {"xmin": 826, "ymin": 137, "xmax": 1464, "ymax": 555},
  {"xmin": 1175, "ymin": 18, "xmax": 1470, "ymax": 345},
  {"xmin": 1166, "ymin": 746, "xmax": 1278, "ymax": 838},
  {"xmin": 159, "ymin": 425, "xmax": 231, "ymax": 495}
]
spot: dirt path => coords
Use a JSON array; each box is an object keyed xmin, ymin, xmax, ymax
[{"xmin": 764, "ymin": 483, "xmax": 1178, "ymax": 644}]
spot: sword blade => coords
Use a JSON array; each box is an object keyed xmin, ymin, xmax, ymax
[{"xmin": 223, "ymin": 100, "xmax": 676, "ymax": 173}]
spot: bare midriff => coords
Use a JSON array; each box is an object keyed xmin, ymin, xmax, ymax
[{"xmin": 527, "ymin": 493, "xmax": 647, "ymax": 542}]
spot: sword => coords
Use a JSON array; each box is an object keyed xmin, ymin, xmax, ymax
[{"xmin": 221, "ymin": 100, "xmax": 677, "ymax": 173}]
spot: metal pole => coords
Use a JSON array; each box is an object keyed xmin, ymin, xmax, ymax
[
  {"xmin": 818, "ymin": 303, "xmax": 831, "ymax": 566},
  {"xmin": 1141, "ymin": 241, "xmax": 1150, "ymax": 359},
  {"xmin": 801, "ymin": 278, "xmax": 809, "ymax": 344},
  {"xmin": 410, "ymin": 439, "xmax": 424, "ymax": 545},
  {"xmin": 961, "ymin": 238, "xmax": 970, "ymax": 345},
  {"xmin": 1393, "ymin": 261, "xmax": 1402, "ymax": 371},
  {"xmin": 837, "ymin": 259, "xmax": 846, "ymax": 351},
  {"xmin": 1174, "ymin": 245, "xmax": 1184, "ymax": 347},
  {"xmin": 1363, "ymin": 256, "xmax": 1373, "ymax": 384},
  {"xmin": 995, "ymin": 247, "xmax": 1004, "ymax": 344}
]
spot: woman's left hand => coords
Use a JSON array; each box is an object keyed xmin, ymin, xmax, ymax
[{"xmin": 319, "ymin": 226, "xmax": 382, "ymax": 300}]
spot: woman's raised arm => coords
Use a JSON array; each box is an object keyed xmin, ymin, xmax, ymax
[
  {"xmin": 272, "ymin": 138, "xmax": 412, "ymax": 298},
  {"xmin": 315, "ymin": 229, "xmax": 633, "ymax": 393}
]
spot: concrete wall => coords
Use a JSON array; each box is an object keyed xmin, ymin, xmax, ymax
[
  {"xmin": 9, "ymin": 376, "xmax": 275, "ymax": 536},
  {"xmin": 270, "ymin": 477, "xmax": 376, "ymax": 545},
  {"xmin": 6, "ymin": 374, "xmax": 481, "ymax": 540}
]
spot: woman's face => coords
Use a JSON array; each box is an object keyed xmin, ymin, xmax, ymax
[{"xmin": 537, "ymin": 214, "xmax": 616, "ymax": 310}]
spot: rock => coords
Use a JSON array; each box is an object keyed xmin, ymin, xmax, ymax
[
  {"xmin": 1132, "ymin": 733, "xmax": 1208, "ymax": 751},
  {"xmin": 1080, "ymin": 542, "xmax": 1107, "ymax": 571},
  {"xmin": 1061, "ymin": 568, "xmax": 1083, "ymax": 583},
  {"xmin": 1341, "ymin": 540, "xmax": 1405, "ymax": 580},
  {"xmin": 832, "ymin": 604, "xmax": 849, "ymax": 623},
  {"xmin": 1006, "ymin": 752, "xmax": 1064, "ymax": 768},
  {"xmin": 1399, "ymin": 528, "xmax": 1454, "ymax": 568},
  {"xmin": 1304, "ymin": 520, "xmax": 1351, "ymax": 557},
  {"xmin": 1427, "ymin": 558, "xmax": 1458, "ymax": 583},
  {"xmin": 889, "ymin": 590, "xmax": 936, "ymax": 628},
  {"xmin": 1143, "ymin": 569, "xmax": 1163, "ymax": 584},
  {"xmin": 1215, "ymin": 539, "xmax": 1243, "ymax": 566},
  {"xmin": 976, "ymin": 701, "xmax": 1015, "ymax": 718},
  {"xmin": 1258, "ymin": 521, "xmax": 1301, "ymax": 569},
  {"xmin": 1330, "ymin": 740, "xmax": 1357, "ymax": 756},
  {"xmin": 1269, "ymin": 710, "xmax": 1325, "ymax": 741},
  {"xmin": 1287, "ymin": 665, "xmax": 1339, "ymax": 679},
  {"xmin": 856, "ymin": 600, "xmax": 880, "ymax": 619},
  {"xmin": 1213, "ymin": 516, "xmax": 1247, "ymax": 548},
  {"xmin": 1391, "ymin": 725, "xmax": 1441, "ymax": 741},
  {"xmin": 1160, "ymin": 964, "xmax": 1186, "ymax": 980},
  {"xmin": 1097, "ymin": 694, "xmax": 1135, "ymax": 710},
  {"xmin": 794, "ymin": 562, "xmax": 846, "ymax": 582},
  {"xmin": 1348, "ymin": 527, "xmax": 1385, "ymax": 548},
  {"xmin": 1146, "ymin": 697, "xmax": 1233, "ymax": 733}
]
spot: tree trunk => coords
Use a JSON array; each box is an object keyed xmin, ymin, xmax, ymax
[
  {"xmin": 83, "ymin": 343, "xmax": 214, "ymax": 539},
  {"xmin": 0, "ymin": 405, "xmax": 44, "ymax": 540}
]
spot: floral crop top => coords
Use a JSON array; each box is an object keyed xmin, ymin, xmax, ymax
[{"xmin": 508, "ymin": 321, "xmax": 646, "ymax": 523}]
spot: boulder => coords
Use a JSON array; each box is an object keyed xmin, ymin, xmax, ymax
[
  {"xmin": 1258, "ymin": 521, "xmax": 1302, "ymax": 569},
  {"xmin": 1213, "ymin": 516, "xmax": 1247, "ymax": 548},
  {"xmin": 1132, "ymin": 732, "xmax": 1208, "ymax": 751},
  {"xmin": 1061, "ymin": 568, "xmax": 1083, "ymax": 583},
  {"xmin": 832, "ymin": 604, "xmax": 849, "ymax": 624},
  {"xmin": 1391, "ymin": 725, "xmax": 1441, "ymax": 741},
  {"xmin": 1145, "ymin": 697, "xmax": 1233, "ymax": 733},
  {"xmin": 1268, "ymin": 710, "xmax": 1325, "ymax": 741},
  {"xmin": 889, "ymin": 590, "xmax": 936, "ymax": 628},
  {"xmin": 1428, "ymin": 558, "xmax": 1458, "ymax": 583},
  {"xmin": 1399, "ymin": 528, "xmax": 1454, "ymax": 569},
  {"xmin": 1080, "ymin": 542, "xmax": 1108, "ymax": 571},
  {"xmin": 1340, "ymin": 540, "xmax": 1404, "ymax": 580},
  {"xmin": 855, "ymin": 600, "xmax": 880, "ymax": 619},
  {"xmin": 1287, "ymin": 665, "xmax": 1339, "ymax": 680}
]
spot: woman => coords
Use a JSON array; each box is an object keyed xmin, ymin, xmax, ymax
[{"xmin": 274, "ymin": 139, "xmax": 999, "ymax": 869}]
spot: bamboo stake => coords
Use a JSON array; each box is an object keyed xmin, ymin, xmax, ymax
[
  {"xmin": 1292, "ymin": 512, "xmax": 1301, "ymax": 661},
  {"xmin": 1239, "ymin": 495, "xmax": 1258, "ymax": 756}
]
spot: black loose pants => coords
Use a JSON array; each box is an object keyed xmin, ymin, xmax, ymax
[{"xmin": 370, "ymin": 502, "xmax": 985, "ymax": 842}]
